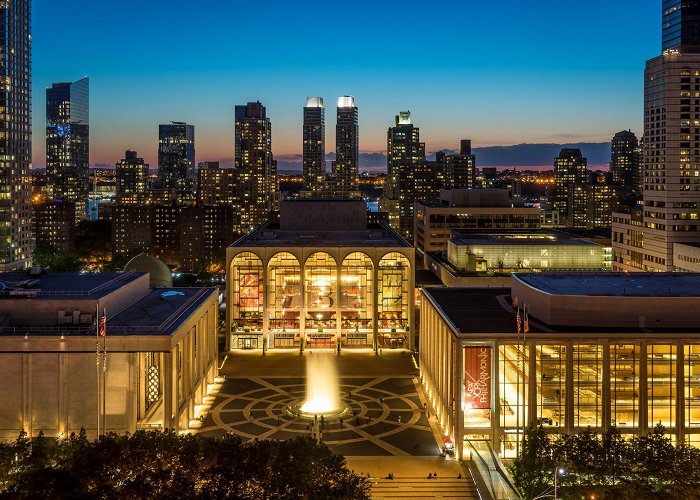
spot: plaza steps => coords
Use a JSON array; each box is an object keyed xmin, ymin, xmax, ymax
[{"xmin": 368, "ymin": 476, "xmax": 479, "ymax": 499}]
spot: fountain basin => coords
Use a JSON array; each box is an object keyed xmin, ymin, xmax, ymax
[{"xmin": 286, "ymin": 400, "xmax": 351, "ymax": 419}]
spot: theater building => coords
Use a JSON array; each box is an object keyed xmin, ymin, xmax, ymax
[
  {"xmin": 226, "ymin": 200, "xmax": 415, "ymax": 351},
  {"xmin": 420, "ymin": 273, "xmax": 700, "ymax": 460},
  {"xmin": 0, "ymin": 271, "xmax": 219, "ymax": 440}
]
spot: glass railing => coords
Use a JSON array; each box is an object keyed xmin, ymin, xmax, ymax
[{"xmin": 466, "ymin": 439, "xmax": 521, "ymax": 500}]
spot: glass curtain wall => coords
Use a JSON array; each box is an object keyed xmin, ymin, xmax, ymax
[{"xmin": 341, "ymin": 252, "xmax": 373, "ymax": 347}]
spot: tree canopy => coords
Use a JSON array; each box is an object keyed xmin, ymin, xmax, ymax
[
  {"xmin": 0, "ymin": 430, "xmax": 370, "ymax": 499},
  {"xmin": 510, "ymin": 423, "xmax": 700, "ymax": 499}
]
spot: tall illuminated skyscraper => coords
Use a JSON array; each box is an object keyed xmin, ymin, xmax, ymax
[
  {"xmin": 614, "ymin": 1, "xmax": 700, "ymax": 271},
  {"xmin": 115, "ymin": 150, "xmax": 149, "ymax": 204},
  {"xmin": 302, "ymin": 97, "xmax": 326, "ymax": 195},
  {"xmin": 610, "ymin": 130, "xmax": 641, "ymax": 198},
  {"xmin": 234, "ymin": 101, "xmax": 278, "ymax": 230},
  {"xmin": 381, "ymin": 111, "xmax": 425, "ymax": 239},
  {"xmin": 0, "ymin": 0, "xmax": 32, "ymax": 270},
  {"xmin": 444, "ymin": 140, "xmax": 477, "ymax": 189},
  {"xmin": 553, "ymin": 148, "xmax": 588, "ymax": 227},
  {"xmin": 158, "ymin": 122, "xmax": 195, "ymax": 203},
  {"xmin": 46, "ymin": 77, "xmax": 89, "ymax": 222},
  {"xmin": 333, "ymin": 96, "xmax": 360, "ymax": 198}
]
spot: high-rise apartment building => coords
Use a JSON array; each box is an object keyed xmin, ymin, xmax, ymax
[
  {"xmin": 115, "ymin": 150, "xmax": 149, "ymax": 204},
  {"xmin": 444, "ymin": 140, "xmax": 477, "ymax": 189},
  {"xmin": 302, "ymin": 97, "xmax": 326, "ymax": 195},
  {"xmin": 333, "ymin": 96, "xmax": 360, "ymax": 198},
  {"xmin": 553, "ymin": 148, "xmax": 588, "ymax": 226},
  {"xmin": 234, "ymin": 102, "xmax": 278, "ymax": 230},
  {"xmin": 158, "ymin": 122, "xmax": 195, "ymax": 203},
  {"xmin": 0, "ymin": 0, "xmax": 32, "ymax": 270},
  {"xmin": 197, "ymin": 161, "xmax": 237, "ymax": 206},
  {"xmin": 614, "ymin": 3, "xmax": 700, "ymax": 271},
  {"xmin": 381, "ymin": 111, "xmax": 425, "ymax": 239},
  {"xmin": 610, "ymin": 130, "xmax": 641, "ymax": 199},
  {"xmin": 46, "ymin": 77, "xmax": 89, "ymax": 222}
]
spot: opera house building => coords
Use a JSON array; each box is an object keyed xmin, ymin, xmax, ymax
[
  {"xmin": 420, "ymin": 273, "xmax": 700, "ymax": 460},
  {"xmin": 226, "ymin": 200, "xmax": 415, "ymax": 351}
]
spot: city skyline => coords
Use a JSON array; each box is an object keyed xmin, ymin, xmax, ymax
[{"xmin": 32, "ymin": 0, "xmax": 657, "ymax": 169}]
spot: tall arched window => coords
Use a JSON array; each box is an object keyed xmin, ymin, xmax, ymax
[
  {"xmin": 230, "ymin": 252, "xmax": 264, "ymax": 332},
  {"xmin": 305, "ymin": 252, "xmax": 337, "ymax": 331},
  {"xmin": 340, "ymin": 252, "xmax": 373, "ymax": 333},
  {"xmin": 378, "ymin": 252, "xmax": 410, "ymax": 338},
  {"xmin": 268, "ymin": 252, "xmax": 301, "ymax": 330}
]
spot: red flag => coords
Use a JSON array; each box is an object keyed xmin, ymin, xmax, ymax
[
  {"xmin": 99, "ymin": 311, "xmax": 107, "ymax": 337},
  {"xmin": 524, "ymin": 304, "xmax": 530, "ymax": 334}
]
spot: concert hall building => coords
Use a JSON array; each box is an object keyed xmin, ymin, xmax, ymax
[
  {"xmin": 226, "ymin": 200, "xmax": 415, "ymax": 351},
  {"xmin": 420, "ymin": 273, "xmax": 700, "ymax": 460}
]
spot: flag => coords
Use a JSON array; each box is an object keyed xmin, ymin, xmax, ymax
[
  {"xmin": 99, "ymin": 310, "xmax": 107, "ymax": 337},
  {"xmin": 516, "ymin": 304, "xmax": 522, "ymax": 334},
  {"xmin": 524, "ymin": 304, "xmax": 530, "ymax": 334}
]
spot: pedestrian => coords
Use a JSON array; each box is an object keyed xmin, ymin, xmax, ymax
[
  {"xmin": 366, "ymin": 472, "xmax": 370, "ymax": 479},
  {"xmin": 380, "ymin": 397, "xmax": 384, "ymax": 405},
  {"xmin": 434, "ymin": 472, "xmax": 438, "ymax": 479},
  {"xmin": 423, "ymin": 402, "xmax": 427, "ymax": 412},
  {"xmin": 398, "ymin": 415, "xmax": 402, "ymax": 424},
  {"xmin": 458, "ymin": 473, "xmax": 462, "ymax": 479},
  {"xmin": 428, "ymin": 473, "xmax": 432, "ymax": 479},
  {"xmin": 368, "ymin": 416, "xmax": 372, "ymax": 423},
  {"xmin": 340, "ymin": 418, "xmax": 343, "ymax": 425},
  {"xmin": 315, "ymin": 414, "xmax": 318, "ymax": 422}
]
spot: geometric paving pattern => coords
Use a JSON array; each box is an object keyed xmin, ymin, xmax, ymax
[{"xmin": 198, "ymin": 376, "xmax": 441, "ymax": 457}]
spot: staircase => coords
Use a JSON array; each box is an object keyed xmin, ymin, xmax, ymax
[{"xmin": 368, "ymin": 475, "xmax": 479, "ymax": 499}]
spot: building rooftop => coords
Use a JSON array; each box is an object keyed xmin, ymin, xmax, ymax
[
  {"xmin": 423, "ymin": 288, "xmax": 516, "ymax": 334},
  {"xmin": 514, "ymin": 272, "xmax": 700, "ymax": 297},
  {"xmin": 451, "ymin": 234, "xmax": 599, "ymax": 247},
  {"xmin": 232, "ymin": 222, "xmax": 410, "ymax": 248},
  {"xmin": 0, "ymin": 271, "xmax": 145, "ymax": 298},
  {"xmin": 109, "ymin": 288, "xmax": 216, "ymax": 335}
]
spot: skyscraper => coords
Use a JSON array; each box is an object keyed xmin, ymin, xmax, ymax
[
  {"xmin": 158, "ymin": 122, "xmax": 195, "ymax": 202},
  {"xmin": 663, "ymin": 0, "xmax": 700, "ymax": 54},
  {"xmin": 553, "ymin": 148, "xmax": 588, "ymax": 227},
  {"xmin": 0, "ymin": 0, "xmax": 32, "ymax": 270},
  {"xmin": 381, "ymin": 111, "xmax": 425, "ymax": 239},
  {"xmin": 303, "ymin": 97, "xmax": 326, "ymax": 195},
  {"xmin": 46, "ymin": 77, "xmax": 89, "ymax": 222},
  {"xmin": 115, "ymin": 150, "xmax": 149, "ymax": 204},
  {"xmin": 610, "ymin": 130, "xmax": 641, "ymax": 199},
  {"xmin": 444, "ymin": 140, "xmax": 477, "ymax": 189},
  {"xmin": 333, "ymin": 96, "xmax": 360, "ymax": 198},
  {"xmin": 614, "ymin": 3, "xmax": 700, "ymax": 271},
  {"xmin": 234, "ymin": 101, "xmax": 278, "ymax": 230}
]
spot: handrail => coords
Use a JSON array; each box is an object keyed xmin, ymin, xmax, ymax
[{"xmin": 466, "ymin": 439, "xmax": 521, "ymax": 500}]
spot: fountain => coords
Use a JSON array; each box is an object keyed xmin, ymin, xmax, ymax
[{"xmin": 287, "ymin": 353, "xmax": 350, "ymax": 418}]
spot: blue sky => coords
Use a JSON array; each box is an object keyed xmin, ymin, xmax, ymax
[{"xmin": 32, "ymin": 0, "xmax": 659, "ymax": 168}]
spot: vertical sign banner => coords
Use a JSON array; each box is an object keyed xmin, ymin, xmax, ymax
[{"xmin": 464, "ymin": 346, "xmax": 491, "ymax": 409}]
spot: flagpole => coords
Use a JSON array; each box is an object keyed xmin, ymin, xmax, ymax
[
  {"xmin": 102, "ymin": 308, "xmax": 107, "ymax": 435},
  {"xmin": 96, "ymin": 302, "xmax": 100, "ymax": 438}
]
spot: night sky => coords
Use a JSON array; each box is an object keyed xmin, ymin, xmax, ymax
[{"xmin": 32, "ymin": 0, "xmax": 658, "ymax": 169}]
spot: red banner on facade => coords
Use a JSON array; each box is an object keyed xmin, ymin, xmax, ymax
[{"xmin": 464, "ymin": 346, "xmax": 491, "ymax": 409}]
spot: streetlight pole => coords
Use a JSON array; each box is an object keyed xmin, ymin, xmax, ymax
[{"xmin": 554, "ymin": 467, "xmax": 565, "ymax": 500}]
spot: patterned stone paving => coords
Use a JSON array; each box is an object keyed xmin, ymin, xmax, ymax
[{"xmin": 198, "ymin": 376, "xmax": 441, "ymax": 456}]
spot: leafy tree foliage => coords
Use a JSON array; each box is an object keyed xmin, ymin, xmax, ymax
[
  {"xmin": 510, "ymin": 423, "xmax": 700, "ymax": 499},
  {"xmin": 0, "ymin": 430, "xmax": 370, "ymax": 499}
]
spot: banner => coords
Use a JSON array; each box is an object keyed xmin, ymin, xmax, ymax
[{"xmin": 464, "ymin": 346, "xmax": 491, "ymax": 409}]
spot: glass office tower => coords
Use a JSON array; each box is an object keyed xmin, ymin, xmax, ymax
[
  {"xmin": 158, "ymin": 122, "xmax": 195, "ymax": 202},
  {"xmin": 46, "ymin": 77, "xmax": 90, "ymax": 222}
]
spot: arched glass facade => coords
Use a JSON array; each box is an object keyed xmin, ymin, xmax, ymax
[
  {"xmin": 267, "ymin": 253, "xmax": 302, "ymax": 344},
  {"xmin": 230, "ymin": 252, "xmax": 264, "ymax": 348},
  {"xmin": 378, "ymin": 252, "xmax": 411, "ymax": 348},
  {"xmin": 305, "ymin": 252, "xmax": 338, "ymax": 346},
  {"xmin": 341, "ymin": 252, "xmax": 373, "ymax": 347}
]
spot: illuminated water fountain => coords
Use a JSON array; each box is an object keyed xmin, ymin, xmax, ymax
[{"xmin": 287, "ymin": 353, "xmax": 349, "ymax": 418}]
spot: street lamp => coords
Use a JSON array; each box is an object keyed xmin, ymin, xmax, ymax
[{"xmin": 554, "ymin": 467, "xmax": 565, "ymax": 500}]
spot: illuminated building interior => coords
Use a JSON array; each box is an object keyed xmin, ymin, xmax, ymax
[{"xmin": 419, "ymin": 275, "xmax": 700, "ymax": 460}]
